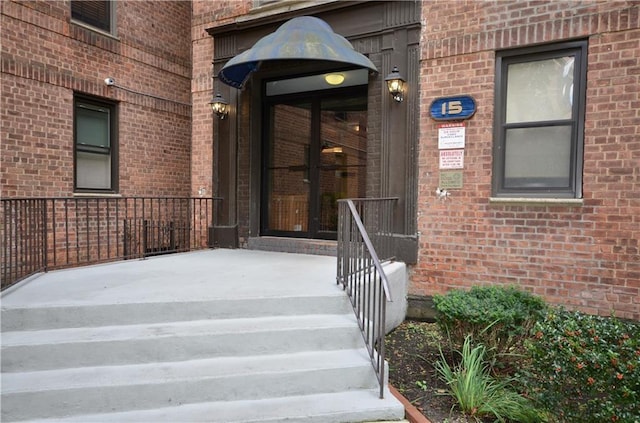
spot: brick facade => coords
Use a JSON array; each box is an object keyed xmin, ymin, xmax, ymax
[
  {"xmin": 3, "ymin": 1, "xmax": 638, "ymax": 319},
  {"xmin": 1, "ymin": 0, "xmax": 192, "ymax": 198},
  {"xmin": 415, "ymin": 1, "xmax": 639, "ymax": 319}
]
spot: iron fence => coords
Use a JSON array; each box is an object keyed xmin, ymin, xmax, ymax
[
  {"xmin": 1, "ymin": 197, "xmax": 220, "ymax": 289},
  {"xmin": 336, "ymin": 197, "xmax": 397, "ymax": 399}
]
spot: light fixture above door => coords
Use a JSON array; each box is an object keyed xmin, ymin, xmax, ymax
[{"xmin": 324, "ymin": 73, "xmax": 345, "ymax": 85}]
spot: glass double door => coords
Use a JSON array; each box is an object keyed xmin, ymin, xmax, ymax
[{"xmin": 262, "ymin": 87, "xmax": 367, "ymax": 239}]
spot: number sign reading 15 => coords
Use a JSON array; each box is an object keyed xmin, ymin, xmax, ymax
[{"xmin": 430, "ymin": 96, "xmax": 476, "ymax": 121}]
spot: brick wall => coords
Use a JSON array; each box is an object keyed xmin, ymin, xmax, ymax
[
  {"xmin": 1, "ymin": 0, "xmax": 192, "ymax": 198},
  {"xmin": 415, "ymin": 1, "xmax": 639, "ymax": 319},
  {"xmin": 1, "ymin": 77, "xmax": 74, "ymax": 196},
  {"xmin": 7, "ymin": 0, "xmax": 635, "ymax": 319},
  {"xmin": 191, "ymin": 1, "xmax": 252, "ymax": 199}
]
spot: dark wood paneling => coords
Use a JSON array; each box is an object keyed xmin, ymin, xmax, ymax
[{"xmin": 210, "ymin": 0, "xmax": 421, "ymax": 245}]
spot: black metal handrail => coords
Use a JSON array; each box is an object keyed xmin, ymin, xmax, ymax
[
  {"xmin": 1, "ymin": 197, "xmax": 221, "ymax": 289},
  {"xmin": 336, "ymin": 197, "xmax": 398, "ymax": 399}
]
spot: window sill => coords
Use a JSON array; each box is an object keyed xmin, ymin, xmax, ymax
[
  {"xmin": 70, "ymin": 19, "xmax": 119, "ymax": 40},
  {"xmin": 489, "ymin": 197, "xmax": 583, "ymax": 207},
  {"xmin": 73, "ymin": 192, "xmax": 121, "ymax": 198}
]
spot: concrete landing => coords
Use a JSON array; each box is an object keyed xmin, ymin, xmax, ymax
[{"xmin": 1, "ymin": 249, "xmax": 340, "ymax": 307}]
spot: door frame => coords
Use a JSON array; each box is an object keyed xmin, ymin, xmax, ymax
[{"xmin": 260, "ymin": 81, "xmax": 368, "ymax": 240}]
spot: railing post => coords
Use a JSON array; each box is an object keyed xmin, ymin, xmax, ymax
[
  {"xmin": 42, "ymin": 199, "xmax": 48, "ymax": 272},
  {"xmin": 169, "ymin": 221, "xmax": 176, "ymax": 251},
  {"xmin": 142, "ymin": 219, "xmax": 148, "ymax": 257}
]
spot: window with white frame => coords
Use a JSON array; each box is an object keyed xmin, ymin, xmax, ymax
[
  {"xmin": 492, "ymin": 40, "xmax": 587, "ymax": 198},
  {"xmin": 74, "ymin": 96, "xmax": 117, "ymax": 192},
  {"xmin": 71, "ymin": 1, "xmax": 114, "ymax": 34}
]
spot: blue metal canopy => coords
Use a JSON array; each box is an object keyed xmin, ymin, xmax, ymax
[{"xmin": 218, "ymin": 16, "xmax": 377, "ymax": 89}]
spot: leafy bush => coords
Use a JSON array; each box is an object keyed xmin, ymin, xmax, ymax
[
  {"xmin": 519, "ymin": 309, "xmax": 640, "ymax": 422},
  {"xmin": 433, "ymin": 285, "xmax": 547, "ymax": 365},
  {"xmin": 435, "ymin": 335, "xmax": 543, "ymax": 422}
]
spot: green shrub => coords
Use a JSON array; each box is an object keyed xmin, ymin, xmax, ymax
[
  {"xmin": 519, "ymin": 309, "xmax": 640, "ymax": 422},
  {"xmin": 433, "ymin": 285, "xmax": 547, "ymax": 366},
  {"xmin": 435, "ymin": 335, "xmax": 543, "ymax": 423}
]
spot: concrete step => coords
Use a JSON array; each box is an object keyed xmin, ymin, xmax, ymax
[
  {"xmin": 2, "ymin": 350, "xmax": 386, "ymax": 421},
  {"xmin": 1, "ymin": 251, "xmax": 404, "ymax": 422},
  {"xmin": 23, "ymin": 389, "xmax": 404, "ymax": 423},
  {"xmin": 1, "ymin": 314, "xmax": 362, "ymax": 372},
  {"xmin": 1, "ymin": 294, "xmax": 352, "ymax": 331}
]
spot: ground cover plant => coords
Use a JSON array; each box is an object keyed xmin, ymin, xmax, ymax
[
  {"xmin": 518, "ymin": 309, "xmax": 640, "ymax": 423},
  {"xmin": 385, "ymin": 286, "xmax": 640, "ymax": 422}
]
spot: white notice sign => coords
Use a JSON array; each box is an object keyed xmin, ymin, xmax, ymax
[
  {"xmin": 439, "ymin": 149, "xmax": 464, "ymax": 169},
  {"xmin": 438, "ymin": 123, "xmax": 465, "ymax": 149}
]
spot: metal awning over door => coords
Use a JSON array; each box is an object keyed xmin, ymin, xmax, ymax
[{"xmin": 218, "ymin": 16, "xmax": 377, "ymax": 89}]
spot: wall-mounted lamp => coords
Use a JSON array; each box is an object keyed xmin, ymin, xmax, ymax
[
  {"xmin": 385, "ymin": 66, "xmax": 406, "ymax": 103},
  {"xmin": 209, "ymin": 93, "xmax": 229, "ymax": 119}
]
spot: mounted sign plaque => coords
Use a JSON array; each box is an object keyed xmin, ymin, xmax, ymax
[
  {"xmin": 430, "ymin": 95, "xmax": 476, "ymax": 121},
  {"xmin": 439, "ymin": 171, "xmax": 463, "ymax": 189},
  {"xmin": 438, "ymin": 123, "xmax": 465, "ymax": 149},
  {"xmin": 439, "ymin": 149, "xmax": 464, "ymax": 169}
]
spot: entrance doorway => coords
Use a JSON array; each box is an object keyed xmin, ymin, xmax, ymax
[{"xmin": 261, "ymin": 70, "xmax": 368, "ymax": 239}]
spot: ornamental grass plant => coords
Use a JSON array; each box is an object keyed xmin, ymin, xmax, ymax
[{"xmin": 435, "ymin": 335, "xmax": 543, "ymax": 423}]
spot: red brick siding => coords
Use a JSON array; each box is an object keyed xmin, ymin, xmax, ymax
[
  {"xmin": 190, "ymin": 0, "xmax": 253, "ymax": 199},
  {"xmin": 118, "ymin": 103, "xmax": 191, "ymax": 197},
  {"xmin": 1, "ymin": 76, "xmax": 74, "ymax": 197},
  {"xmin": 192, "ymin": 0, "xmax": 251, "ymax": 28},
  {"xmin": 1, "ymin": 0, "xmax": 192, "ymax": 198},
  {"xmin": 190, "ymin": 4, "xmax": 215, "ymax": 199},
  {"xmin": 192, "ymin": 0, "xmax": 261, "ymax": 244},
  {"xmin": 415, "ymin": 1, "xmax": 640, "ymax": 319}
]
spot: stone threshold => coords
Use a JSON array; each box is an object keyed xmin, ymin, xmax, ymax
[{"xmin": 247, "ymin": 236, "xmax": 337, "ymax": 257}]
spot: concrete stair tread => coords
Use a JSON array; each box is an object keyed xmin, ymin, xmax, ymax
[
  {"xmin": 0, "ymin": 251, "xmax": 407, "ymax": 422},
  {"xmin": 2, "ymin": 349, "xmax": 372, "ymax": 394},
  {"xmin": 1, "ymin": 294, "xmax": 352, "ymax": 331},
  {"xmin": 25, "ymin": 389, "xmax": 405, "ymax": 423},
  {"xmin": 1, "ymin": 313, "xmax": 357, "ymax": 347},
  {"xmin": 0, "ymin": 292, "xmax": 346, "ymax": 310}
]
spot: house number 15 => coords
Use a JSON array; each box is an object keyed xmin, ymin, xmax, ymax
[
  {"xmin": 430, "ymin": 96, "xmax": 477, "ymax": 121},
  {"xmin": 441, "ymin": 100, "xmax": 463, "ymax": 115}
]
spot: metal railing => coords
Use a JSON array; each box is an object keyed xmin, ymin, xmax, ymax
[
  {"xmin": 336, "ymin": 197, "xmax": 397, "ymax": 399},
  {"xmin": 1, "ymin": 197, "xmax": 220, "ymax": 289}
]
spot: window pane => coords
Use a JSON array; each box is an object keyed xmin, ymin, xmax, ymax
[
  {"xmin": 506, "ymin": 56, "xmax": 574, "ymax": 123},
  {"xmin": 267, "ymin": 102, "xmax": 311, "ymax": 232},
  {"xmin": 319, "ymin": 97, "xmax": 367, "ymax": 232},
  {"xmin": 77, "ymin": 151, "xmax": 111, "ymax": 189},
  {"xmin": 504, "ymin": 126, "xmax": 571, "ymax": 188},
  {"xmin": 71, "ymin": 1, "xmax": 111, "ymax": 32},
  {"xmin": 77, "ymin": 105, "xmax": 110, "ymax": 148}
]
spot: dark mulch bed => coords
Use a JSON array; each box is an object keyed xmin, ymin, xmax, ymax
[{"xmin": 385, "ymin": 320, "xmax": 481, "ymax": 423}]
